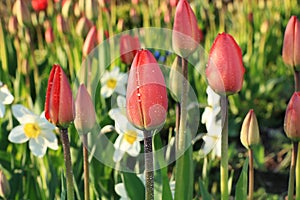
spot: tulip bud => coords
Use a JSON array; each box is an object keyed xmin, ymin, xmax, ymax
[
  {"xmin": 169, "ymin": 56, "xmax": 183, "ymax": 102},
  {"xmin": 282, "ymin": 16, "xmax": 300, "ymax": 70},
  {"xmin": 119, "ymin": 35, "xmax": 141, "ymax": 65},
  {"xmin": 74, "ymin": 84, "xmax": 96, "ymax": 134},
  {"xmin": 45, "ymin": 64, "xmax": 75, "ymax": 128},
  {"xmin": 85, "ymin": 0, "xmax": 98, "ymax": 20},
  {"xmin": 240, "ymin": 109, "xmax": 260, "ymax": 149},
  {"xmin": 56, "ymin": 14, "xmax": 69, "ymax": 33},
  {"xmin": 31, "ymin": 0, "xmax": 48, "ymax": 12},
  {"xmin": 82, "ymin": 26, "xmax": 98, "ymax": 57},
  {"xmin": 75, "ymin": 16, "xmax": 93, "ymax": 38},
  {"xmin": 126, "ymin": 49, "xmax": 168, "ymax": 131},
  {"xmin": 172, "ymin": 0, "xmax": 200, "ymax": 58},
  {"xmin": 62, "ymin": 0, "xmax": 72, "ymax": 19},
  {"xmin": 8, "ymin": 16, "xmax": 18, "ymax": 35},
  {"xmin": 130, "ymin": 8, "xmax": 140, "ymax": 25},
  {"xmin": 45, "ymin": 26, "xmax": 54, "ymax": 44},
  {"xmin": 206, "ymin": 33, "xmax": 245, "ymax": 95},
  {"xmin": 284, "ymin": 92, "xmax": 300, "ymax": 141},
  {"xmin": 0, "ymin": 170, "xmax": 10, "ymax": 198},
  {"xmin": 13, "ymin": 0, "xmax": 31, "ymax": 27}
]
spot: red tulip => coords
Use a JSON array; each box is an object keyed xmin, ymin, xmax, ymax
[
  {"xmin": 206, "ymin": 33, "xmax": 245, "ymax": 95},
  {"xmin": 31, "ymin": 0, "xmax": 48, "ymax": 12},
  {"xmin": 82, "ymin": 26, "xmax": 98, "ymax": 57},
  {"xmin": 45, "ymin": 64, "xmax": 75, "ymax": 128},
  {"xmin": 126, "ymin": 49, "xmax": 168, "ymax": 131},
  {"xmin": 172, "ymin": 0, "xmax": 200, "ymax": 58},
  {"xmin": 120, "ymin": 35, "xmax": 141, "ymax": 65},
  {"xmin": 282, "ymin": 15, "xmax": 300, "ymax": 69},
  {"xmin": 74, "ymin": 84, "xmax": 96, "ymax": 134},
  {"xmin": 45, "ymin": 26, "xmax": 54, "ymax": 44},
  {"xmin": 284, "ymin": 92, "xmax": 300, "ymax": 141}
]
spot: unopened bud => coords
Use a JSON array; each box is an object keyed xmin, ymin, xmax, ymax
[
  {"xmin": 13, "ymin": 0, "xmax": 31, "ymax": 27},
  {"xmin": 75, "ymin": 16, "xmax": 93, "ymax": 38},
  {"xmin": 85, "ymin": 0, "xmax": 98, "ymax": 20},
  {"xmin": 169, "ymin": 56, "xmax": 183, "ymax": 102},
  {"xmin": 62, "ymin": 0, "xmax": 72, "ymax": 19},
  {"xmin": 8, "ymin": 16, "xmax": 18, "ymax": 35},
  {"xmin": 240, "ymin": 109, "xmax": 260, "ymax": 149}
]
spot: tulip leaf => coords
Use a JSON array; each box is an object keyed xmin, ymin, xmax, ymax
[
  {"xmin": 123, "ymin": 172, "xmax": 145, "ymax": 200},
  {"xmin": 235, "ymin": 158, "xmax": 249, "ymax": 200},
  {"xmin": 198, "ymin": 178, "xmax": 212, "ymax": 200}
]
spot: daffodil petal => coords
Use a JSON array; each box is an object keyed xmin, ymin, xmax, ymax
[
  {"xmin": 8, "ymin": 126, "xmax": 29, "ymax": 143},
  {"xmin": 0, "ymin": 86, "xmax": 14, "ymax": 104},
  {"xmin": 0, "ymin": 103, "xmax": 5, "ymax": 118},
  {"xmin": 101, "ymin": 86, "xmax": 114, "ymax": 98},
  {"xmin": 12, "ymin": 105, "xmax": 37, "ymax": 124},
  {"xmin": 126, "ymin": 141, "xmax": 140, "ymax": 157},
  {"xmin": 40, "ymin": 130, "xmax": 58, "ymax": 150},
  {"xmin": 202, "ymin": 135, "xmax": 219, "ymax": 155},
  {"xmin": 113, "ymin": 149, "xmax": 126, "ymax": 162},
  {"xmin": 115, "ymin": 183, "xmax": 128, "ymax": 199},
  {"xmin": 29, "ymin": 137, "xmax": 47, "ymax": 157}
]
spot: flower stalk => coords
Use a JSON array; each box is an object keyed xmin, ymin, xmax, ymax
[
  {"xmin": 60, "ymin": 128, "xmax": 75, "ymax": 200},
  {"xmin": 220, "ymin": 96, "xmax": 228, "ymax": 200},
  {"xmin": 294, "ymin": 70, "xmax": 300, "ymax": 200},
  {"xmin": 248, "ymin": 148, "xmax": 254, "ymax": 200},
  {"xmin": 143, "ymin": 130, "xmax": 154, "ymax": 200},
  {"xmin": 82, "ymin": 134, "xmax": 90, "ymax": 200},
  {"xmin": 288, "ymin": 142, "xmax": 298, "ymax": 200}
]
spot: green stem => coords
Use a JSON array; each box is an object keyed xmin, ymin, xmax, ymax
[
  {"xmin": 294, "ymin": 70, "xmax": 300, "ymax": 91},
  {"xmin": 288, "ymin": 142, "xmax": 297, "ymax": 200},
  {"xmin": 220, "ymin": 96, "xmax": 228, "ymax": 200},
  {"xmin": 60, "ymin": 128, "xmax": 75, "ymax": 200},
  {"xmin": 296, "ymin": 143, "xmax": 300, "ymax": 200},
  {"xmin": 144, "ymin": 130, "xmax": 154, "ymax": 200},
  {"xmin": 175, "ymin": 102, "xmax": 181, "ymax": 153},
  {"xmin": 82, "ymin": 134, "xmax": 90, "ymax": 200},
  {"xmin": 248, "ymin": 149, "xmax": 254, "ymax": 200}
]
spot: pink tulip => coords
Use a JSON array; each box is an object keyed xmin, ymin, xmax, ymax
[
  {"xmin": 45, "ymin": 26, "xmax": 54, "ymax": 44},
  {"xmin": 172, "ymin": 0, "xmax": 200, "ymax": 58},
  {"xmin": 284, "ymin": 92, "xmax": 300, "ymax": 141},
  {"xmin": 206, "ymin": 33, "xmax": 245, "ymax": 95},
  {"xmin": 282, "ymin": 15, "xmax": 300, "ymax": 69},
  {"xmin": 45, "ymin": 64, "xmax": 75, "ymax": 128},
  {"xmin": 82, "ymin": 26, "xmax": 98, "ymax": 57},
  {"xmin": 120, "ymin": 35, "xmax": 141, "ymax": 65},
  {"xmin": 126, "ymin": 49, "xmax": 168, "ymax": 130}
]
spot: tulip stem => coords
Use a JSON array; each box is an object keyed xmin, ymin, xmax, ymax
[
  {"xmin": 288, "ymin": 142, "xmax": 298, "ymax": 200},
  {"xmin": 296, "ymin": 143, "xmax": 300, "ymax": 200},
  {"xmin": 248, "ymin": 149, "xmax": 254, "ymax": 200},
  {"xmin": 175, "ymin": 102, "xmax": 181, "ymax": 152},
  {"xmin": 220, "ymin": 96, "xmax": 229, "ymax": 200},
  {"xmin": 60, "ymin": 128, "xmax": 75, "ymax": 200},
  {"xmin": 144, "ymin": 130, "xmax": 154, "ymax": 200},
  {"xmin": 294, "ymin": 70, "xmax": 300, "ymax": 91},
  {"xmin": 82, "ymin": 134, "xmax": 90, "ymax": 200}
]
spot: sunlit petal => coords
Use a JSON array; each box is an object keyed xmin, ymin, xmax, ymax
[{"xmin": 8, "ymin": 126, "xmax": 29, "ymax": 143}]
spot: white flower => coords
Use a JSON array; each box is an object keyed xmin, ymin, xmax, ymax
[
  {"xmin": 0, "ymin": 82, "xmax": 14, "ymax": 118},
  {"xmin": 101, "ymin": 67, "xmax": 127, "ymax": 98},
  {"xmin": 8, "ymin": 104, "xmax": 58, "ymax": 158},
  {"xmin": 201, "ymin": 86, "xmax": 222, "ymax": 157},
  {"xmin": 109, "ymin": 95, "xmax": 143, "ymax": 162}
]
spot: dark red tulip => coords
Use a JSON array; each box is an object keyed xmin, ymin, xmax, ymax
[
  {"xmin": 284, "ymin": 92, "xmax": 300, "ymax": 141},
  {"xmin": 120, "ymin": 35, "xmax": 141, "ymax": 65},
  {"xmin": 172, "ymin": 0, "xmax": 200, "ymax": 58},
  {"xmin": 206, "ymin": 33, "xmax": 245, "ymax": 95},
  {"xmin": 45, "ymin": 64, "xmax": 75, "ymax": 128},
  {"xmin": 282, "ymin": 15, "xmax": 300, "ymax": 69},
  {"xmin": 31, "ymin": 0, "xmax": 48, "ymax": 12},
  {"xmin": 126, "ymin": 49, "xmax": 168, "ymax": 130}
]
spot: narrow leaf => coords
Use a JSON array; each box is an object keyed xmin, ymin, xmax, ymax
[{"xmin": 235, "ymin": 157, "xmax": 249, "ymax": 200}]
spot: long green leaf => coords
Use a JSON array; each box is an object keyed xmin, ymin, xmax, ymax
[
  {"xmin": 123, "ymin": 172, "xmax": 145, "ymax": 200},
  {"xmin": 198, "ymin": 178, "xmax": 212, "ymax": 200},
  {"xmin": 235, "ymin": 158, "xmax": 249, "ymax": 200}
]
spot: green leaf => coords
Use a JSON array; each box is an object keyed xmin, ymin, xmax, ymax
[
  {"xmin": 198, "ymin": 178, "xmax": 212, "ymax": 200},
  {"xmin": 235, "ymin": 158, "xmax": 249, "ymax": 200},
  {"xmin": 123, "ymin": 172, "xmax": 145, "ymax": 200},
  {"xmin": 60, "ymin": 172, "xmax": 66, "ymax": 200}
]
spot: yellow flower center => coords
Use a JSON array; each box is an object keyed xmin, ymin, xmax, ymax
[
  {"xmin": 107, "ymin": 78, "xmax": 117, "ymax": 89},
  {"xmin": 24, "ymin": 123, "xmax": 41, "ymax": 138},
  {"xmin": 124, "ymin": 130, "xmax": 138, "ymax": 144}
]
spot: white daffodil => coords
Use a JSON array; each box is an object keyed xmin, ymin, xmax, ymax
[
  {"xmin": 109, "ymin": 95, "xmax": 143, "ymax": 162},
  {"xmin": 115, "ymin": 173, "xmax": 175, "ymax": 200},
  {"xmin": 201, "ymin": 86, "xmax": 222, "ymax": 157},
  {"xmin": 8, "ymin": 104, "xmax": 58, "ymax": 158},
  {"xmin": 101, "ymin": 67, "xmax": 127, "ymax": 98},
  {"xmin": 0, "ymin": 82, "xmax": 14, "ymax": 118}
]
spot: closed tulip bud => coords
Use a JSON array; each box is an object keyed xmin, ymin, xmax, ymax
[
  {"xmin": 172, "ymin": 0, "xmax": 200, "ymax": 58},
  {"xmin": 240, "ymin": 109, "xmax": 260, "ymax": 149},
  {"xmin": 13, "ymin": 0, "xmax": 31, "ymax": 27},
  {"xmin": 284, "ymin": 92, "xmax": 300, "ymax": 141},
  {"xmin": 8, "ymin": 16, "xmax": 18, "ymax": 35},
  {"xmin": 31, "ymin": 0, "xmax": 48, "ymax": 12},
  {"xmin": 62, "ymin": 0, "xmax": 72, "ymax": 19},
  {"xmin": 74, "ymin": 84, "xmax": 96, "ymax": 134},
  {"xmin": 169, "ymin": 56, "xmax": 183, "ymax": 102},
  {"xmin": 120, "ymin": 35, "xmax": 141, "ymax": 65},
  {"xmin": 282, "ymin": 16, "xmax": 300, "ymax": 70},
  {"xmin": 45, "ymin": 26, "xmax": 54, "ymax": 44},
  {"xmin": 75, "ymin": 16, "xmax": 93, "ymax": 38},
  {"xmin": 73, "ymin": 2, "xmax": 81, "ymax": 17},
  {"xmin": 126, "ymin": 49, "xmax": 168, "ymax": 131},
  {"xmin": 56, "ymin": 14, "xmax": 69, "ymax": 33},
  {"xmin": 45, "ymin": 64, "xmax": 75, "ymax": 128},
  {"xmin": 85, "ymin": 0, "xmax": 98, "ymax": 20},
  {"xmin": 206, "ymin": 33, "xmax": 245, "ymax": 95},
  {"xmin": 82, "ymin": 26, "xmax": 98, "ymax": 57},
  {"xmin": 0, "ymin": 170, "xmax": 10, "ymax": 198}
]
